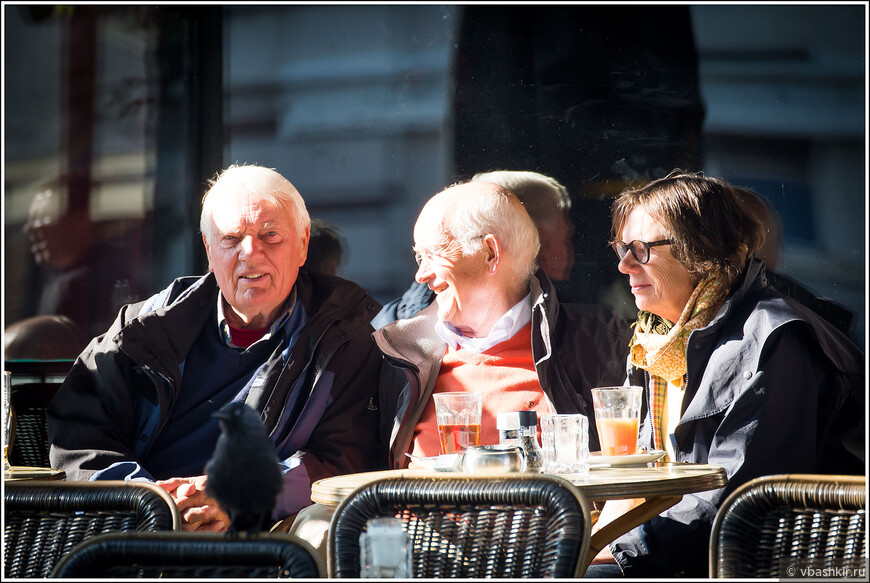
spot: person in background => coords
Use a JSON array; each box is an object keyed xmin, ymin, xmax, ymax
[
  {"xmin": 22, "ymin": 178, "xmax": 145, "ymax": 341},
  {"xmin": 734, "ymin": 186, "xmax": 854, "ymax": 337},
  {"xmin": 371, "ymin": 169, "xmax": 577, "ymax": 328},
  {"xmin": 304, "ymin": 218, "xmax": 347, "ymax": 277},
  {"xmin": 474, "ymin": 170, "xmax": 575, "ymax": 282},
  {"xmin": 588, "ymin": 171, "xmax": 864, "ymax": 577},
  {"xmin": 47, "ymin": 164, "xmax": 386, "ymax": 532},
  {"xmin": 376, "ymin": 179, "xmax": 631, "ymax": 468}
]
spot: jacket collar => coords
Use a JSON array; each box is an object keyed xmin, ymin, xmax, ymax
[
  {"xmin": 375, "ymin": 270, "xmax": 555, "ymax": 367},
  {"xmin": 115, "ymin": 272, "xmax": 319, "ymax": 379},
  {"xmin": 374, "ymin": 302, "xmax": 443, "ymax": 368},
  {"xmin": 116, "ymin": 274, "xmax": 220, "ymax": 381},
  {"xmin": 692, "ymin": 257, "xmax": 767, "ymax": 337},
  {"xmin": 529, "ymin": 270, "xmax": 556, "ymax": 364}
]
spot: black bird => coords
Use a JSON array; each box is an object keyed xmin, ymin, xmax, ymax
[{"xmin": 205, "ymin": 401, "xmax": 284, "ymax": 535}]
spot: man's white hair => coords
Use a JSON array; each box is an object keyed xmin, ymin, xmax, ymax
[
  {"xmin": 442, "ymin": 182, "xmax": 540, "ymax": 281},
  {"xmin": 200, "ymin": 164, "xmax": 310, "ymax": 241}
]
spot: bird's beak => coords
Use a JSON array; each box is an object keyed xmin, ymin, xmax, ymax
[{"xmin": 213, "ymin": 409, "xmax": 232, "ymax": 422}]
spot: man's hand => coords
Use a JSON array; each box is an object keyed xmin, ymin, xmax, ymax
[{"xmin": 157, "ymin": 475, "xmax": 230, "ymax": 532}]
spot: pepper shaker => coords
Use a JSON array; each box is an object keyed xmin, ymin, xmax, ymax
[{"xmin": 498, "ymin": 411, "xmax": 543, "ymax": 473}]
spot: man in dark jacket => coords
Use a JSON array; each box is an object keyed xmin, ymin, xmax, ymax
[{"xmin": 47, "ymin": 164, "xmax": 386, "ymax": 531}]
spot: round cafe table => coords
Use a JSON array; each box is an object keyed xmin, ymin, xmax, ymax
[
  {"xmin": 311, "ymin": 461, "xmax": 727, "ymax": 571},
  {"xmin": 4, "ymin": 465, "xmax": 66, "ymax": 481}
]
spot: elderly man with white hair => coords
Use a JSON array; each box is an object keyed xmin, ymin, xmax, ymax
[
  {"xmin": 47, "ymin": 164, "xmax": 386, "ymax": 532},
  {"xmin": 284, "ymin": 179, "xmax": 631, "ymax": 560},
  {"xmin": 376, "ymin": 179, "xmax": 630, "ymax": 467},
  {"xmin": 371, "ymin": 169, "xmax": 581, "ymax": 328}
]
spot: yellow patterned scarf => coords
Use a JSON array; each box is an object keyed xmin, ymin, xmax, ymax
[{"xmin": 629, "ymin": 275, "xmax": 728, "ymax": 449}]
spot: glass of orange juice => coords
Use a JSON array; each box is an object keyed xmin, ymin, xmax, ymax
[
  {"xmin": 433, "ymin": 392, "xmax": 482, "ymax": 454},
  {"xmin": 591, "ymin": 386, "xmax": 642, "ymax": 456}
]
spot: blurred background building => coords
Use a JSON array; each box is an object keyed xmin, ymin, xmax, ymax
[{"xmin": 3, "ymin": 3, "xmax": 866, "ymax": 354}]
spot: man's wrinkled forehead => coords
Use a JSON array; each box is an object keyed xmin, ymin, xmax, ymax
[
  {"xmin": 207, "ymin": 167, "xmax": 286, "ymax": 207},
  {"xmin": 414, "ymin": 181, "xmax": 500, "ymax": 243},
  {"xmin": 413, "ymin": 198, "xmax": 450, "ymax": 248},
  {"xmin": 206, "ymin": 186, "xmax": 287, "ymax": 237}
]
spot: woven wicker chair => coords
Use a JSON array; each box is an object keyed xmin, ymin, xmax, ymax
[
  {"xmin": 3, "ymin": 480, "xmax": 180, "ymax": 578},
  {"xmin": 50, "ymin": 531, "xmax": 325, "ymax": 578},
  {"xmin": 4, "ymin": 359, "xmax": 74, "ymax": 468},
  {"xmin": 329, "ymin": 474, "xmax": 591, "ymax": 578},
  {"xmin": 709, "ymin": 474, "xmax": 866, "ymax": 578}
]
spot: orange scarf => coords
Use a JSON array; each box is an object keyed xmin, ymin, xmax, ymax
[{"xmin": 629, "ymin": 275, "xmax": 727, "ymax": 449}]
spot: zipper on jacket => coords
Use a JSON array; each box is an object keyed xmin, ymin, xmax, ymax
[
  {"xmin": 136, "ymin": 365, "xmax": 176, "ymax": 458},
  {"xmin": 382, "ymin": 354, "xmax": 423, "ymax": 469},
  {"xmin": 267, "ymin": 318, "xmax": 343, "ymax": 441}
]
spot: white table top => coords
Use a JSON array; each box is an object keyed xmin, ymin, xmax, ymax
[{"xmin": 311, "ymin": 462, "xmax": 727, "ymax": 505}]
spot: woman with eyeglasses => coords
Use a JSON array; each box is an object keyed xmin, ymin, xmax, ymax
[{"xmin": 586, "ymin": 171, "xmax": 864, "ymax": 578}]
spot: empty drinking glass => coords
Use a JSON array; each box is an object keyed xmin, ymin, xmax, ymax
[
  {"xmin": 541, "ymin": 413, "xmax": 589, "ymax": 475},
  {"xmin": 359, "ymin": 517, "xmax": 412, "ymax": 578}
]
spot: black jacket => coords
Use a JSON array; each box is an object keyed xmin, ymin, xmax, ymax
[
  {"xmin": 47, "ymin": 269, "xmax": 387, "ymax": 518},
  {"xmin": 611, "ymin": 258, "xmax": 865, "ymax": 577}
]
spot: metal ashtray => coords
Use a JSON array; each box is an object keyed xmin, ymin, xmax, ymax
[{"xmin": 461, "ymin": 444, "xmax": 526, "ymax": 474}]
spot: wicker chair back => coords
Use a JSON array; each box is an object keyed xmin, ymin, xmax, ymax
[
  {"xmin": 50, "ymin": 531, "xmax": 325, "ymax": 578},
  {"xmin": 3, "ymin": 480, "xmax": 179, "ymax": 578},
  {"xmin": 710, "ymin": 474, "xmax": 866, "ymax": 578},
  {"xmin": 4, "ymin": 359, "xmax": 73, "ymax": 467},
  {"xmin": 329, "ymin": 474, "xmax": 591, "ymax": 578}
]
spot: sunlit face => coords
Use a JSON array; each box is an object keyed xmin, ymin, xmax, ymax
[
  {"xmin": 203, "ymin": 189, "xmax": 309, "ymax": 329},
  {"xmin": 617, "ymin": 206, "xmax": 695, "ymax": 323},
  {"xmin": 537, "ymin": 211, "xmax": 575, "ymax": 281},
  {"xmin": 412, "ymin": 198, "xmax": 492, "ymax": 336}
]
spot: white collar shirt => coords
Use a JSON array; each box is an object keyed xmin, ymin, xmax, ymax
[{"xmin": 434, "ymin": 292, "xmax": 532, "ymax": 354}]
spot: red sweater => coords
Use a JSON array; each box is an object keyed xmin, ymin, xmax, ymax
[{"xmin": 409, "ymin": 322, "xmax": 549, "ymax": 459}]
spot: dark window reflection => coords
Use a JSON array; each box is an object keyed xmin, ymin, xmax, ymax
[
  {"xmin": 22, "ymin": 174, "xmax": 148, "ymax": 342},
  {"xmin": 4, "ymin": 4, "xmax": 865, "ymax": 356},
  {"xmin": 4, "ymin": 5, "xmax": 219, "ymax": 357}
]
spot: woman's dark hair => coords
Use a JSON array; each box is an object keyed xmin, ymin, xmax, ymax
[{"xmin": 611, "ymin": 170, "xmax": 765, "ymax": 286}]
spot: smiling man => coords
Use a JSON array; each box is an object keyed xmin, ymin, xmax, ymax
[
  {"xmin": 374, "ymin": 180, "xmax": 632, "ymax": 468},
  {"xmin": 47, "ymin": 164, "xmax": 386, "ymax": 532}
]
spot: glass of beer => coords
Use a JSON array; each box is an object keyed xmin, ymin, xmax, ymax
[
  {"xmin": 591, "ymin": 386, "xmax": 643, "ymax": 456},
  {"xmin": 433, "ymin": 392, "xmax": 482, "ymax": 454}
]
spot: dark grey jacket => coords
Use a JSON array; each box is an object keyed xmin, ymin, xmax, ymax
[
  {"xmin": 374, "ymin": 270, "xmax": 632, "ymax": 469},
  {"xmin": 47, "ymin": 269, "xmax": 387, "ymax": 518},
  {"xmin": 611, "ymin": 258, "xmax": 865, "ymax": 577}
]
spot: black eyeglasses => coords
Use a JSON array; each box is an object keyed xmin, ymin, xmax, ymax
[{"xmin": 611, "ymin": 239, "xmax": 673, "ymax": 264}]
